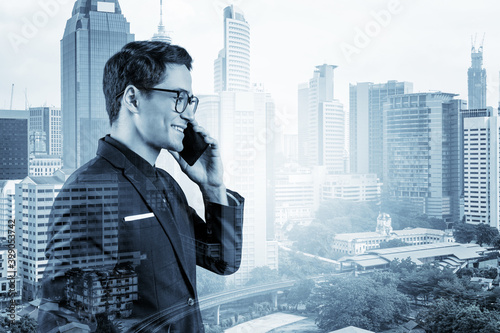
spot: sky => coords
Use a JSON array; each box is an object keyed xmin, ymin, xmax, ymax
[{"xmin": 2, "ymin": 0, "xmax": 500, "ymax": 134}]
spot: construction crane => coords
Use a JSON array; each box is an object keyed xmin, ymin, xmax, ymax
[
  {"xmin": 471, "ymin": 33, "xmax": 486, "ymax": 53},
  {"xmin": 479, "ymin": 33, "xmax": 485, "ymax": 52}
]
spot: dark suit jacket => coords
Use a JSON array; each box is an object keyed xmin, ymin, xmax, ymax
[{"xmin": 38, "ymin": 137, "xmax": 244, "ymax": 332}]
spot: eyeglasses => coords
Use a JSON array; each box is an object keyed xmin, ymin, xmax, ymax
[{"xmin": 116, "ymin": 88, "xmax": 199, "ymax": 114}]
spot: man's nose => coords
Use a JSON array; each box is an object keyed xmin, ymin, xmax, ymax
[{"xmin": 180, "ymin": 107, "xmax": 195, "ymax": 122}]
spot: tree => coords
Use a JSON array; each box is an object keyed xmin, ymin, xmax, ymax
[
  {"xmin": 388, "ymin": 257, "xmax": 417, "ymax": 274},
  {"xmin": 475, "ymin": 223, "xmax": 499, "ymax": 246},
  {"xmin": 398, "ymin": 264, "xmax": 456, "ymax": 303},
  {"xmin": 418, "ymin": 298, "xmax": 500, "ymax": 333},
  {"xmin": 287, "ymin": 199, "xmax": 380, "ymax": 260},
  {"xmin": 287, "ymin": 222, "xmax": 336, "ymax": 258},
  {"xmin": 196, "ymin": 266, "xmax": 226, "ymax": 295},
  {"xmin": 95, "ymin": 313, "xmax": 122, "ymax": 333},
  {"xmin": 310, "ymin": 276, "xmax": 410, "ymax": 332},
  {"xmin": 379, "ymin": 239, "xmax": 410, "ymax": 249},
  {"xmin": 246, "ymin": 266, "xmax": 279, "ymax": 285},
  {"xmin": 286, "ymin": 279, "xmax": 315, "ymax": 311},
  {"xmin": 0, "ymin": 316, "xmax": 37, "ymax": 333},
  {"xmin": 492, "ymin": 235, "xmax": 500, "ymax": 249},
  {"xmin": 453, "ymin": 223, "xmax": 476, "ymax": 243},
  {"xmin": 478, "ymin": 267, "xmax": 498, "ymax": 279},
  {"xmin": 278, "ymin": 250, "xmax": 336, "ymax": 279}
]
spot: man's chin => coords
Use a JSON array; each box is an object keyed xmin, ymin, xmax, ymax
[{"xmin": 163, "ymin": 144, "xmax": 183, "ymax": 153}]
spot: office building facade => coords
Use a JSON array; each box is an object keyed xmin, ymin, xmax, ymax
[
  {"xmin": 0, "ymin": 180, "xmax": 21, "ymax": 240},
  {"xmin": 218, "ymin": 91, "xmax": 278, "ymax": 285},
  {"xmin": 322, "ymin": 173, "xmax": 381, "ymax": 202},
  {"xmin": 274, "ymin": 166, "xmax": 326, "ymax": 241},
  {"xmin": 15, "ymin": 171, "xmax": 68, "ymax": 300},
  {"xmin": 29, "ymin": 107, "xmax": 62, "ymax": 157},
  {"xmin": 383, "ymin": 93, "xmax": 464, "ymax": 222},
  {"xmin": 298, "ymin": 65, "xmax": 346, "ymax": 173},
  {"xmin": 29, "ymin": 155, "xmax": 63, "ymax": 177},
  {"xmin": 61, "ymin": 0, "xmax": 134, "ymax": 169},
  {"xmin": 0, "ymin": 110, "xmax": 29, "ymax": 180},
  {"xmin": 0, "ymin": 244, "xmax": 22, "ymax": 306},
  {"xmin": 462, "ymin": 108, "xmax": 500, "ymax": 230},
  {"xmin": 349, "ymin": 81, "xmax": 413, "ymax": 178}
]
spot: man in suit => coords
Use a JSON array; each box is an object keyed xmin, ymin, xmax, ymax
[{"xmin": 38, "ymin": 41, "xmax": 244, "ymax": 332}]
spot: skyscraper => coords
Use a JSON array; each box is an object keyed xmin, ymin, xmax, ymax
[
  {"xmin": 0, "ymin": 180, "xmax": 21, "ymax": 239},
  {"xmin": 61, "ymin": 0, "xmax": 134, "ymax": 169},
  {"xmin": 0, "ymin": 110, "xmax": 29, "ymax": 180},
  {"xmin": 349, "ymin": 81, "xmax": 413, "ymax": 179},
  {"xmin": 383, "ymin": 92, "xmax": 464, "ymax": 222},
  {"xmin": 467, "ymin": 41, "xmax": 487, "ymax": 109},
  {"xmin": 29, "ymin": 106, "xmax": 62, "ymax": 157},
  {"xmin": 15, "ymin": 171, "xmax": 68, "ymax": 300},
  {"xmin": 218, "ymin": 90, "xmax": 277, "ymax": 285},
  {"xmin": 212, "ymin": 5, "xmax": 277, "ymax": 285},
  {"xmin": 214, "ymin": 5, "xmax": 250, "ymax": 92},
  {"xmin": 298, "ymin": 65, "xmax": 346, "ymax": 173},
  {"xmin": 462, "ymin": 107, "xmax": 500, "ymax": 230}
]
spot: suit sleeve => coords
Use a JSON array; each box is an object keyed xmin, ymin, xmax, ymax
[{"xmin": 194, "ymin": 190, "xmax": 244, "ymax": 275}]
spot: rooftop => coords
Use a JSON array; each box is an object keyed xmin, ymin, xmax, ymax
[
  {"xmin": 335, "ymin": 228, "xmax": 446, "ymax": 241},
  {"xmin": 341, "ymin": 242, "xmax": 487, "ymax": 269}
]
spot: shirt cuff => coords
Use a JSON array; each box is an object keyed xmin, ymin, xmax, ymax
[{"xmin": 226, "ymin": 191, "xmax": 241, "ymax": 206}]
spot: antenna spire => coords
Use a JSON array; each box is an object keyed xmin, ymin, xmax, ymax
[
  {"xmin": 159, "ymin": 0, "xmax": 164, "ymax": 28},
  {"xmin": 151, "ymin": 0, "xmax": 171, "ymax": 43}
]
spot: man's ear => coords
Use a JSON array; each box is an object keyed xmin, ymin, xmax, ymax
[{"xmin": 122, "ymin": 85, "xmax": 140, "ymax": 114}]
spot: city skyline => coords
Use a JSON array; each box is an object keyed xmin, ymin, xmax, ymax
[{"xmin": 3, "ymin": 0, "xmax": 500, "ymax": 133}]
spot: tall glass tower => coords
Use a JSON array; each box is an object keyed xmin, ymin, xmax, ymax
[
  {"xmin": 298, "ymin": 65, "xmax": 346, "ymax": 173},
  {"xmin": 61, "ymin": 0, "xmax": 134, "ymax": 169},
  {"xmin": 211, "ymin": 6, "xmax": 278, "ymax": 285},
  {"xmin": 214, "ymin": 5, "xmax": 250, "ymax": 92},
  {"xmin": 467, "ymin": 42, "xmax": 487, "ymax": 109},
  {"xmin": 349, "ymin": 81, "xmax": 413, "ymax": 179},
  {"xmin": 383, "ymin": 92, "xmax": 465, "ymax": 223}
]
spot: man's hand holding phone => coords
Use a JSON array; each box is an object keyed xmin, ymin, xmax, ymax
[{"xmin": 170, "ymin": 121, "xmax": 228, "ymax": 205}]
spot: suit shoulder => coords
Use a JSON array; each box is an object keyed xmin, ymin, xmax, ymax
[{"xmin": 63, "ymin": 156, "xmax": 121, "ymax": 188}]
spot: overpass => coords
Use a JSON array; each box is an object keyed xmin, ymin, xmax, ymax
[{"xmin": 124, "ymin": 274, "xmax": 348, "ymax": 332}]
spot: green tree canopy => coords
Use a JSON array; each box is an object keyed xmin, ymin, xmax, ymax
[
  {"xmin": 0, "ymin": 316, "xmax": 38, "ymax": 333},
  {"xmin": 286, "ymin": 279, "xmax": 315, "ymax": 310},
  {"xmin": 310, "ymin": 276, "xmax": 410, "ymax": 332},
  {"xmin": 453, "ymin": 223, "xmax": 476, "ymax": 243},
  {"xmin": 379, "ymin": 239, "xmax": 411, "ymax": 249},
  {"xmin": 475, "ymin": 223, "xmax": 499, "ymax": 246},
  {"xmin": 418, "ymin": 298, "xmax": 500, "ymax": 333},
  {"xmin": 492, "ymin": 235, "xmax": 500, "ymax": 249},
  {"xmin": 388, "ymin": 257, "xmax": 417, "ymax": 274},
  {"xmin": 196, "ymin": 266, "xmax": 226, "ymax": 295},
  {"xmin": 246, "ymin": 266, "xmax": 280, "ymax": 286}
]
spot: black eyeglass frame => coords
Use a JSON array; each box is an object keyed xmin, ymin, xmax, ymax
[{"xmin": 116, "ymin": 87, "xmax": 199, "ymax": 114}]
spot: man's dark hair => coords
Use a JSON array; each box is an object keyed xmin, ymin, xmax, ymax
[{"xmin": 103, "ymin": 41, "xmax": 193, "ymax": 124}]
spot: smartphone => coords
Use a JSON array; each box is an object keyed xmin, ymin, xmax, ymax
[{"xmin": 179, "ymin": 122, "xmax": 209, "ymax": 166}]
